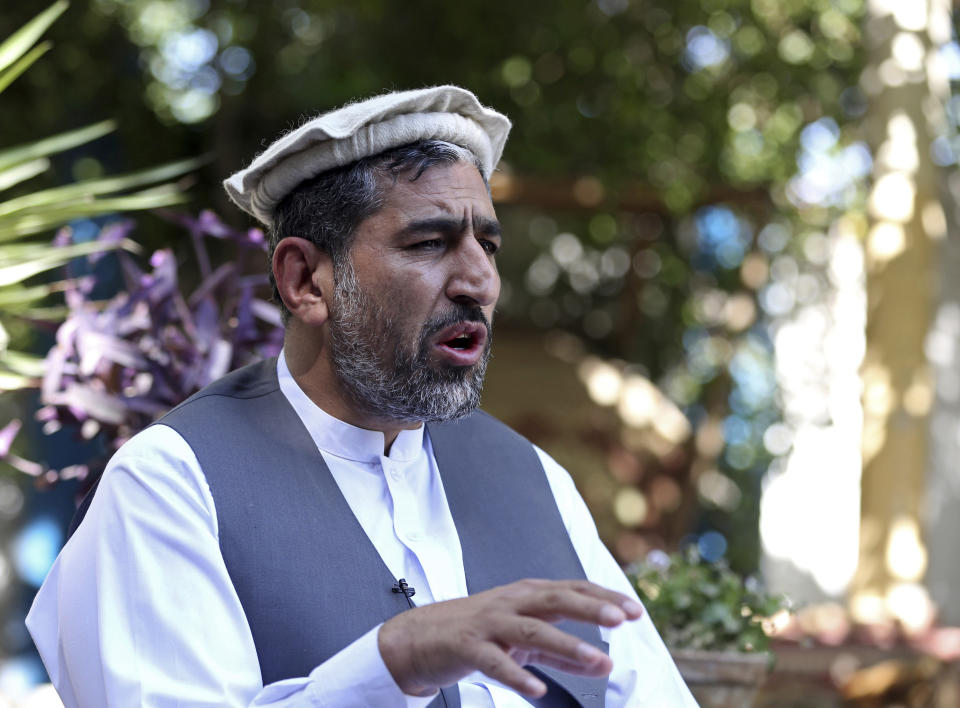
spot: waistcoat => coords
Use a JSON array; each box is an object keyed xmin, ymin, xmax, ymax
[{"xmin": 73, "ymin": 358, "xmax": 608, "ymax": 707}]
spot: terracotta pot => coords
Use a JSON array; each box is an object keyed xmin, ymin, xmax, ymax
[{"xmin": 671, "ymin": 649, "xmax": 771, "ymax": 708}]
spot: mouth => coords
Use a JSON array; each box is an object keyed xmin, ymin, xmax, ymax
[{"xmin": 431, "ymin": 321, "xmax": 488, "ymax": 366}]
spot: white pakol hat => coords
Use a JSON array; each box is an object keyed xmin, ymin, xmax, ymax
[{"xmin": 224, "ymin": 85, "xmax": 511, "ymax": 226}]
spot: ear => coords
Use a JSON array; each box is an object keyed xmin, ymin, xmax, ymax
[{"xmin": 272, "ymin": 237, "xmax": 335, "ymax": 326}]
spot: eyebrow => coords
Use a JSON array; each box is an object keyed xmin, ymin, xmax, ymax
[{"xmin": 401, "ymin": 214, "xmax": 502, "ymax": 238}]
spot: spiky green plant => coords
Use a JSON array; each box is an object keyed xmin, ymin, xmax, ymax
[{"xmin": 0, "ymin": 1, "xmax": 202, "ymax": 391}]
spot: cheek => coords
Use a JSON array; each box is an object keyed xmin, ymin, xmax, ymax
[
  {"xmin": 366, "ymin": 273, "xmax": 437, "ymax": 326},
  {"xmin": 378, "ymin": 276, "xmax": 422, "ymax": 307},
  {"xmin": 487, "ymin": 271, "xmax": 502, "ymax": 309}
]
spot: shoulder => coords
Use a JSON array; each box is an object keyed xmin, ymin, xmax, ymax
[
  {"xmin": 428, "ymin": 408, "xmax": 531, "ymax": 446},
  {"xmin": 102, "ymin": 424, "xmax": 210, "ymax": 504},
  {"xmin": 428, "ymin": 410, "xmax": 548, "ymax": 480},
  {"xmin": 531, "ymin": 445, "xmax": 594, "ymax": 538},
  {"xmin": 432, "ymin": 411, "xmax": 581, "ymax": 491},
  {"xmin": 114, "ymin": 421, "xmax": 199, "ymax": 464},
  {"xmin": 160, "ymin": 357, "xmax": 280, "ymax": 423},
  {"xmin": 72, "ymin": 423, "xmax": 217, "ymax": 542}
]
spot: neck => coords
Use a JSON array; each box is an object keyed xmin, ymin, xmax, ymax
[{"xmin": 282, "ymin": 325, "xmax": 419, "ymax": 455}]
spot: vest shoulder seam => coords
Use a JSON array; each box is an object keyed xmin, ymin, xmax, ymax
[{"xmin": 158, "ymin": 385, "xmax": 281, "ymax": 424}]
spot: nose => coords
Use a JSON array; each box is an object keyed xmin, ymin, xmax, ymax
[{"xmin": 446, "ymin": 237, "xmax": 500, "ymax": 307}]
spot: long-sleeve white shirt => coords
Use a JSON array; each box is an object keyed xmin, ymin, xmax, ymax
[{"xmin": 26, "ymin": 354, "xmax": 697, "ymax": 707}]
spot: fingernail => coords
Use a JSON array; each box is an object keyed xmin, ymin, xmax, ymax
[
  {"xmin": 621, "ymin": 600, "xmax": 644, "ymax": 617},
  {"xmin": 525, "ymin": 677, "xmax": 547, "ymax": 696},
  {"xmin": 576, "ymin": 642, "xmax": 605, "ymax": 663},
  {"xmin": 600, "ymin": 604, "xmax": 626, "ymax": 624}
]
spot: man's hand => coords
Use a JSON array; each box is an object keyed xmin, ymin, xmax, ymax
[{"xmin": 377, "ymin": 578, "xmax": 643, "ymax": 699}]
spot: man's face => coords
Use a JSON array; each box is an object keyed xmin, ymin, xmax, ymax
[{"xmin": 326, "ymin": 161, "xmax": 501, "ymax": 423}]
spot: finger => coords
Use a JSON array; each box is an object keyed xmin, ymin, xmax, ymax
[
  {"xmin": 511, "ymin": 579, "xmax": 644, "ymax": 621},
  {"xmin": 522, "ymin": 650, "xmax": 614, "ymax": 678},
  {"xmin": 513, "ymin": 586, "xmax": 633, "ymax": 627},
  {"xmin": 498, "ymin": 616, "xmax": 611, "ymax": 674},
  {"xmin": 564, "ymin": 580, "xmax": 646, "ymax": 619},
  {"xmin": 472, "ymin": 641, "xmax": 548, "ymax": 698}
]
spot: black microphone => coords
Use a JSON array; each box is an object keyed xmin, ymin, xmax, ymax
[{"xmin": 392, "ymin": 578, "xmax": 416, "ymax": 598}]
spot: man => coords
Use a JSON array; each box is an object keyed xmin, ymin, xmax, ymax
[{"xmin": 27, "ymin": 86, "xmax": 697, "ymax": 706}]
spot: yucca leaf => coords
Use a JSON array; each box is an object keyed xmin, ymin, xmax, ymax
[
  {"xmin": 0, "ymin": 41, "xmax": 51, "ymax": 95},
  {"xmin": 0, "ymin": 156, "xmax": 205, "ymax": 217},
  {"xmin": 0, "ymin": 350, "xmax": 46, "ymax": 378},
  {"xmin": 0, "ymin": 120, "xmax": 115, "ymax": 174},
  {"xmin": 9, "ymin": 305, "xmax": 71, "ymax": 320},
  {"xmin": 0, "ymin": 242, "xmax": 71, "ymax": 261},
  {"xmin": 0, "ymin": 240, "xmax": 127, "ymax": 262},
  {"xmin": 0, "ymin": 0, "xmax": 67, "ymax": 74},
  {"xmin": 0, "ymin": 280, "xmax": 83, "ymax": 306},
  {"xmin": 0, "ymin": 158, "xmax": 49, "ymax": 192},
  {"xmin": 0, "ymin": 283, "xmax": 56, "ymax": 306},
  {"xmin": 0, "ymin": 185, "xmax": 188, "ymax": 241},
  {"xmin": 0, "ymin": 370, "xmax": 36, "ymax": 391},
  {"xmin": 0, "ymin": 238, "xmax": 138, "ymax": 287}
]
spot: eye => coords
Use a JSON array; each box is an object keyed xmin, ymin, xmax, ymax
[
  {"xmin": 480, "ymin": 238, "xmax": 500, "ymax": 255},
  {"xmin": 410, "ymin": 238, "xmax": 444, "ymax": 251}
]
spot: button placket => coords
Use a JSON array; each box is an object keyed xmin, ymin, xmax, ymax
[{"xmin": 382, "ymin": 458, "xmax": 418, "ymax": 548}]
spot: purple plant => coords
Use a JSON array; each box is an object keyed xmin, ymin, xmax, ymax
[{"xmin": 7, "ymin": 210, "xmax": 283, "ymax": 483}]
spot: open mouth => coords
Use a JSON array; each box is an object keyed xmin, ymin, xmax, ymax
[
  {"xmin": 445, "ymin": 332, "xmax": 476, "ymax": 350},
  {"xmin": 432, "ymin": 321, "xmax": 488, "ymax": 365}
]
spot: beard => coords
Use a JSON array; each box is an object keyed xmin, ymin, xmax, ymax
[{"xmin": 327, "ymin": 261, "xmax": 491, "ymax": 424}]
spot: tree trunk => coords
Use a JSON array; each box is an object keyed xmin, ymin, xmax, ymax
[{"xmin": 851, "ymin": 0, "xmax": 951, "ymax": 628}]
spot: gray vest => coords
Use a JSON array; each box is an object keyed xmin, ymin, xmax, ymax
[{"xmin": 74, "ymin": 358, "xmax": 608, "ymax": 707}]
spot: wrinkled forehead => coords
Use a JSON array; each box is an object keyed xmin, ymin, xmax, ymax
[{"xmin": 375, "ymin": 160, "xmax": 497, "ymax": 220}]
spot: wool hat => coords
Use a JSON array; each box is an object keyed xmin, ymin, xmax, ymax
[{"xmin": 223, "ymin": 85, "xmax": 511, "ymax": 226}]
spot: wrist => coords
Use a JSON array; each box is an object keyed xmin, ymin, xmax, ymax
[{"xmin": 377, "ymin": 619, "xmax": 436, "ymax": 697}]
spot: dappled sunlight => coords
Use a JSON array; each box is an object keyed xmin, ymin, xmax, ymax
[
  {"xmin": 761, "ymin": 425, "xmax": 861, "ymax": 596},
  {"xmin": 885, "ymin": 582, "xmax": 935, "ymax": 635},
  {"xmin": 886, "ymin": 516, "xmax": 927, "ymax": 582},
  {"xmin": 577, "ymin": 355, "xmax": 692, "ymax": 446},
  {"xmin": 760, "ymin": 220, "xmax": 866, "ymax": 600}
]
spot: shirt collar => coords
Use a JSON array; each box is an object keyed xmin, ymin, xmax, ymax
[{"xmin": 276, "ymin": 350, "xmax": 425, "ymax": 464}]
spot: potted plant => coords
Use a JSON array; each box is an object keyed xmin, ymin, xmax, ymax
[{"xmin": 629, "ymin": 548, "xmax": 788, "ymax": 708}]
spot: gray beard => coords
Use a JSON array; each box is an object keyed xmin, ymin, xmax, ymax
[{"xmin": 327, "ymin": 261, "xmax": 490, "ymax": 424}]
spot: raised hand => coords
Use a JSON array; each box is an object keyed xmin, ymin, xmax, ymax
[{"xmin": 377, "ymin": 578, "xmax": 644, "ymax": 699}]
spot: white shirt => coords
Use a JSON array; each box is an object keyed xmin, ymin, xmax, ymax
[{"xmin": 27, "ymin": 354, "xmax": 697, "ymax": 707}]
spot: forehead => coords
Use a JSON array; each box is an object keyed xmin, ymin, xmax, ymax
[{"xmin": 377, "ymin": 161, "xmax": 495, "ymax": 219}]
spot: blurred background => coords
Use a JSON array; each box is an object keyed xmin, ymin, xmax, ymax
[{"xmin": 2, "ymin": 0, "xmax": 960, "ymax": 704}]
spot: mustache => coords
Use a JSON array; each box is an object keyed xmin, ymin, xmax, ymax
[{"xmin": 421, "ymin": 305, "xmax": 491, "ymax": 340}]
